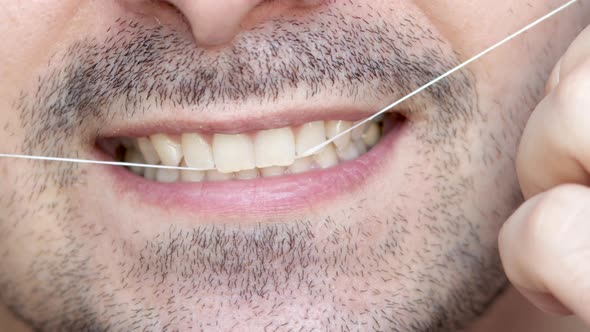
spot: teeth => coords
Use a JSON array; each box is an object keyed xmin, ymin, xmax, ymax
[
  {"xmin": 295, "ymin": 121, "xmax": 326, "ymax": 156},
  {"xmin": 121, "ymin": 116, "xmax": 389, "ymax": 182},
  {"xmin": 288, "ymin": 156, "xmax": 313, "ymax": 174},
  {"xmin": 362, "ymin": 123, "xmax": 381, "ymax": 147},
  {"xmin": 144, "ymin": 167, "xmax": 157, "ymax": 180},
  {"xmin": 156, "ymin": 169, "xmax": 180, "ymax": 183},
  {"xmin": 124, "ymin": 148, "xmax": 146, "ymax": 175},
  {"xmin": 336, "ymin": 143, "xmax": 360, "ymax": 161},
  {"xmin": 261, "ymin": 166, "xmax": 287, "ymax": 178},
  {"xmin": 137, "ymin": 137, "xmax": 160, "ymax": 165},
  {"xmin": 212, "ymin": 134, "xmax": 256, "ymax": 173},
  {"xmin": 354, "ymin": 139, "xmax": 368, "ymax": 155},
  {"xmin": 351, "ymin": 121, "xmax": 368, "ymax": 141},
  {"xmin": 180, "ymin": 161, "xmax": 205, "ymax": 182},
  {"xmin": 181, "ymin": 170, "xmax": 206, "ymax": 182},
  {"xmin": 372, "ymin": 114, "xmax": 385, "ymax": 123},
  {"xmin": 237, "ymin": 169, "xmax": 259, "ymax": 180},
  {"xmin": 326, "ymin": 120, "xmax": 352, "ymax": 151},
  {"xmin": 254, "ymin": 127, "xmax": 296, "ymax": 168},
  {"xmin": 207, "ymin": 169, "xmax": 233, "ymax": 182},
  {"xmin": 150, "ymin": 134, "xmax": 183, "ymax": 166},
  {"xmin": 182, "ymin": 133, "xmax": 215, "ymax": 170},
  {"xmin": 314, "ymin": 144, "xmax": 339, "ymax": 169}
]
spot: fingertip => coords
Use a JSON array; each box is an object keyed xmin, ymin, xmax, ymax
[{"xmin": 545, "ymin": 57, "xmax": 562, "ymax": 95}]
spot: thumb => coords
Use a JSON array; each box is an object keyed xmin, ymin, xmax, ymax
[{"xmin": 499, "ymin": 184, "xmax": 590, "ymax": 322}]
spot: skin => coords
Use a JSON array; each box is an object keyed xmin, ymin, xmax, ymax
[
  {"xmin": 499, "ymin": 24, "xmax": 590, "ymax": 325},
  {"xmin": 0, "ymin": 0, "xmax": 589, "ymax": 331}
]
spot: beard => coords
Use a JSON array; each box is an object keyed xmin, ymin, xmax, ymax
[{"xmin": 0, "ymin": 3, "xmax": 529, "ymax": 331}]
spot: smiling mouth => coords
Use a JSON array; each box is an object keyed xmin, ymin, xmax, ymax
[
  {"xmin": 94, "ymin": 111, "xmax": 405, "ymax": 216},
  {"xmin": 100, "ymin": 113, "xmax": 403, "ymax": 183}
]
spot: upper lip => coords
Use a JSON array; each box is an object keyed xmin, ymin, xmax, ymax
[{"xmin": 96, "ymin": 104, "xmax": 403, "ymax": 138}]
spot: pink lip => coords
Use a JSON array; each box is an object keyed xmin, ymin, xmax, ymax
[
  {"xmin": 103, "ymin": 122, "xmax": 406, "ymax": 218},
  {"xmin": 98, "ymin": 107, "xmax": 404, "ymax": 137}
]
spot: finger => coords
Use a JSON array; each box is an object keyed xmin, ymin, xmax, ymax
[
  {"xmin": 517, "ymin": 55, "xmax": 590, "ymax": 199},
  {"xmin": 519, "ymin": 25, "xmax": 590, "ymax": 198},
  {"xmin": 499, "ymin": 184, "xmax": 590, "ymax": 322},
  {"xmin": 544, "ymin": 56, "xmax": 561, "ymax": 95},
  {"xmin": 546, "ymin": 25, "xmax": 590, "ymax": 94},
  {"xmin": 556, "ymin": 25, "xmax": 590, "ymax": 85}
]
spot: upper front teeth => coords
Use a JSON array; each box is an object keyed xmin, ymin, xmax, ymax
[
  {"xmin": 254, "ymin": 127, "xmax": 296, "ymax": 168},
  {"xmin": 182, "ymin": 133, "xmax": 215, "ymax": 170},
  {"xmin": 121, "ymin": 119, "xmax": 385, "ymax": 182},
  {"xmin": 212, "ymin": 134, "xmax": 256, "ymax": 173}
]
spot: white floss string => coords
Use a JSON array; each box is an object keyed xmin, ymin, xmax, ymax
[
  {"xmin": 0, "ymin": 0, "xmax": 578, "ymax": 172},
  {"xmin": 0, "ymin": 154, "xmax": 203, "ymax": 171}
]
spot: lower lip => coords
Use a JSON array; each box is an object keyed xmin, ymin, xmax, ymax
[{"xmin": 104, "ymin": 123, "xmax": 406, "ymax": 217}]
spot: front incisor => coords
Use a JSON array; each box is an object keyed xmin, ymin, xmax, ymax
[
  {"xmin": 254, "ymin": 127, "xmax": 296, "ymax": 168},
  {"xmin": 212, "ymin": 134, "xmax": 256, "ymax": 173}
]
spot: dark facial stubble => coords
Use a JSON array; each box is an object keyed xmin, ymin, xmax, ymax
[{"xmin": 0, "ymin": 3, "xmax": 524, "ymax": 331}]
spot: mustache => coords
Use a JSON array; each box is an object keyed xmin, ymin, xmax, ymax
[{"xmin": 18, "ymin": 8, "xmax": 475, "ymax": 162}]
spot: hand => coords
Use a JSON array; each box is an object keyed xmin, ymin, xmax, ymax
[{"xmin": 499, "ymin": 25, "xmax": 590, "ymax": 325}]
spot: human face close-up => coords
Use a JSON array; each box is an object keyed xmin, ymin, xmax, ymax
[{"xmin": 0, "ymin": 1, "xmax": 588, "ymax": 331}]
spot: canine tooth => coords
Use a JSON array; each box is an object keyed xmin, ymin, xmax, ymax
[
  {"xmin": 351, "ymin": 121, "xmax": 368, "ymax": 140},
  {"xmin": 237, "ymin": 169, "xmax": 259, "ymax": 180},
  {"xmin": 296, "ymin": 121, "xmax": 326, "ymax": 156},
  {"xmin": 326, "ymin": 120, "xmax": 352, "ymax": 151},
  {"xmin": 144, "ymin": 167, "xmax": 157, "ymax": 180},
  {"xmin": 289, "ymin": 157, "xmax": 313, "ymax": 174},
  {"xmin": 362, "ymin": 123, "xmax": 381, "ymax": 147},
  {"xmin": 124, "ymin": 149, "xmax": 145, "ymax": 175},
  {"xmin": 337, "ymin": 143, "xmax": 360, "ymax": 161},
  {"xmin": 182, "ymin": 133, "xmax": 215, "ymax": 169},
  {"xmin": 261, "ymin": 166, "xmax": 286, "ymax": 178},
  {"xmin": 137, "ymin": 137, "xmax": 161, "ymax": 165},
  {"xmin": 207, "ymin": 169, "xmax": 233, "ymax": 181},
  {"xmin": 150, "ymin": 134, "xmax": 183, "ymax": 166},
  {"xmin": 212, "ymin": 134, "xmax": 256, "ymax": 173},
  {"xmin": 314, "ymin": 144, "xmax": 339, "ymax": 169},
  {"xmin": 180, "ymin": 161, "xmax": 205, "ymax": 182},
  {"xmin": 254, "ymin": 127, "xmax": 295, "ymax": 168},
  {"xmin": 156, "ymin": 169, "xmax": 179, "ymax": 183}
]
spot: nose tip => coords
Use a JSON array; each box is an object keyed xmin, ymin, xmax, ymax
[{"xmin": 170, "ymin": 0, "xmax": 265, "ymax": 47}]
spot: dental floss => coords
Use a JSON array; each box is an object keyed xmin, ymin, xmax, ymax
[
  {"xmin": 0, "ymin": 0, "xmax": 577, "ymax": 172},
  {"xmin": 0, "ymin": 153, "xmax": 212, "ymax": 171}
]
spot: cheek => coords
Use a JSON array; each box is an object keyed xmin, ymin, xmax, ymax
[
  {"xmin": 0, "ymin": 2, "xmax": 80, "ymax": 87},
  {"xmin": 0, "ymin": 167, "xmax": 58, "ymax": 290}
]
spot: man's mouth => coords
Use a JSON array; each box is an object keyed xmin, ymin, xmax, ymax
[
  {"xmin": 94, "ymin": 112, "xmax": 405, "ymax": 217},
  {"xmin": 102, "ymin": 114, "xmax": 401, "ymax": 183}
]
